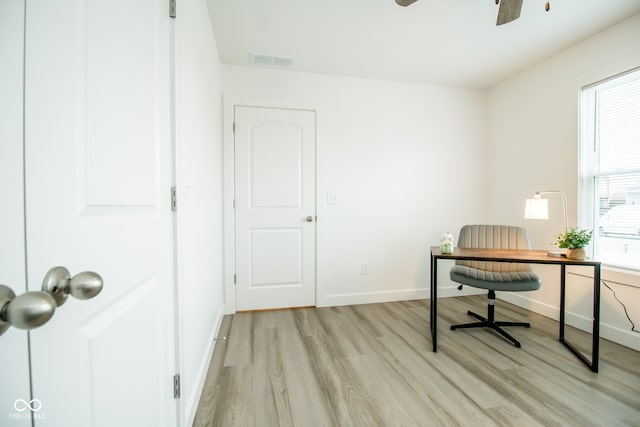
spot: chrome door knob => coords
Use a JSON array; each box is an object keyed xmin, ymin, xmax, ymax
[
  {"xmin": 42, "ymin": 266, "xmax": 103, "ymax": 306},
  {"xmin": 42, "ymin": 266, "xmax": 70, "ymax": 306},
  {"xmin": 68, "ymin": 271, "xmax": 103, "ymax": 300},
  {"xmin": 305, "ymin": 216, "xmax": 314, "ymax": 222},
  {"xmin": 42, "ymin": 267, "xmax": 104, "ymax": 307},
  {"xmin": 0, "ymin": 266, "xmax": 104, "ymax": 337},
  {"xmin": 0, "ymin": 285, "xmax": 56, "ymax": 336}
]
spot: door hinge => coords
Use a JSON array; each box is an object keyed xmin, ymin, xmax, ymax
[
  {"xmin": 173, "ymin": 374, "xmax": 181, "ymax": 399},
  {"xmin": 233, "ymin": 198, "xmax": 236, "ymax": 209},
  {"xmin": 234, "ymin": 274, "xmax": 236, "ymax": 284},
  {"xmin": 233, "ymin": 122, "xmax": 236, "ymax": 133},
  {"xmin": 169, "ymin": 0, "xmax": 176, "ymax": 18},
  {"xmin": 171, "ymin": 186, "xmax": 177, "ymax": 211}
]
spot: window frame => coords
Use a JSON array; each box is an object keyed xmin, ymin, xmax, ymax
[{"xmin": 579, "ymin": 66, "xmax": 640, "ymax": 271}]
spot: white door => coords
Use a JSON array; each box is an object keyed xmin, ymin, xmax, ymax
[
  {"xmin": 0, "ymin": 2, "xmax": 31, "ymax": 426},
  {"xmin": 1, "ymin": 1, "xmax": 177, "ymax": 426},
  {"xmin": 234, "ymin": 106, "xmax": 316, "ymax": 311}
]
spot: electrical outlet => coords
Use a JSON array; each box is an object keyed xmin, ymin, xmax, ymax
[
  {"xmin": 361, "ymin": 262, "xmax": 369, "ymax": 275},
  {"xmin": 327, "ymin": 192, "xmax": 338, "ymax": 204}
]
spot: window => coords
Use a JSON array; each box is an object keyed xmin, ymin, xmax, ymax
[{"xmin": 579, "ymin": 67, "xmax": 640, "ymax": 270}]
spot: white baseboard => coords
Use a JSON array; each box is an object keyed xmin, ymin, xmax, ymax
[
  {"xmin": 498, "ymin": 293, "xmax": 560, "ymax": 321},
  {"xmin": 318, "ymin": 286, "xmax": 484, "ymax": 307},
  {"xmin": 319, "ymin": 288, "xmax": 427, "ymax": 307},
  {"xmin": 600, "ymin": 324, "xmax": 640, "ymax": 352},
  {"xmin": 184, "ymin": 303, "xmax": 226, "ymax": 427},
  {"xmin": 499, "ymin": 293, "xmax": 640, "ymax": 352},
  {"xmin": 439, "ymin": 285, "xmax": 485, "ymax": 298}
]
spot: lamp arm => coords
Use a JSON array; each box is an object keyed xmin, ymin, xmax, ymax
[{"xmin": 534, "ymin": 190, "xmax": 569, "ymax": 230}]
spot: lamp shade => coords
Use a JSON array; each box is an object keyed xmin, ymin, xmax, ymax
[{"xmin": 525, "ymin": 198, "xmax": 549, "ymax": 220}]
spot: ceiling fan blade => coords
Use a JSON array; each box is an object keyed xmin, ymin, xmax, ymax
[
  {"xmin": 496, "ymin": 0, "xmax": 523, "ymax": 25},
  {"xmin": 395, "ymin": 0, "xmax": 420, "ymax": 6}
]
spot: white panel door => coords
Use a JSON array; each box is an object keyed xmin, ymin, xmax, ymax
[
  {"xmin": 0, "ymin": 2, "xmax": 31, "ymax": 426},
  {"xmin": 235, "ymin": 106, "xmax": 316, "ymax": 311},
  {"xmin": 21, "ymin": 1, "xmax": 176, "ymax": 426}
]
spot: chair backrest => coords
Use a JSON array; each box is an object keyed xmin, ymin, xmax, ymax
[{"xmin": 456, "ymin": 224, "xmax": 533, "ymax": 273}]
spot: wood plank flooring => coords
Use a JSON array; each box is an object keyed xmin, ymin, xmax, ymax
[{"xmin": 193, "ymin": 296, "xmax": 640, "ymax": 426}]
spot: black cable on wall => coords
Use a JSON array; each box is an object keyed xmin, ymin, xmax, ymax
[{"xmin": 602, "ymin": 280, "xmax": 639, "ymax": 334}]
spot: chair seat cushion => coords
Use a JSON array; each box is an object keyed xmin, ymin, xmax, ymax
[{"xmin": 450, "ymin": 265, "xmax": 542, "ymax": 292}]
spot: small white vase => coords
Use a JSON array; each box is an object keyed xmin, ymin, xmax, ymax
[{"xmin": 440, "ymin": 244, "xmax": 454, "ymax": 254}]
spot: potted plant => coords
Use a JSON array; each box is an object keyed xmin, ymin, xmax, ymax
[{"xmin": 553, "ymin": 227, "xmax": 592, "ymax": 260}]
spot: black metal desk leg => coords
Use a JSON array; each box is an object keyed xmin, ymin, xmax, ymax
[
  {"xmin": 430, "ymin": 254, "xmax": 437, "ymax": 352},
  {"xmin": 559, "ymin": 264, "xmax": 566, "ymax": 341},
  {"xmin": 592, "ymin": 265, "xmax": 601, "ymax": 372},
  {"xmin": 559, "ymin": 263, "xmax": 600, "ymax": 373}
]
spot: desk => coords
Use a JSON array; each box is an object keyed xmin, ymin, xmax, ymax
[{"xmin": 430, "ymin": 247, "xmax": 602, "ymax": 372}]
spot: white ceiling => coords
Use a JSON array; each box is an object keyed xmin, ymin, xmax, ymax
[{"xmin": 206, "ymin": 0, "xmax": 640, "ymax": 89}]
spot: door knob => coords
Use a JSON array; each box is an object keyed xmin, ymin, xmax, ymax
[
  {"xmin": 42, "ymin": 267, "xmax": 104, "ymax": 306},
  {"xmin": 1, "ymin": 266, "xmax": 104, "ymax": 337},
  {"xmin": 0, "ymin": 285, "xmax": 57, "ymax": 336},
  {"xmin": 305, "ymin": 216, "xmax": 314, "ymax": 222}
]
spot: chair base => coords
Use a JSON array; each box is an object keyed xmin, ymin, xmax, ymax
[
  {"xmin": 450, "ymin": 310, "xmax": 530, "ymax": 348},
  {"xmin": 450, "ymin": 290, "xmax": 531, "ymax": 348}
]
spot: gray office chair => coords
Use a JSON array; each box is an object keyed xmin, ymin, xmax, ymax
[{"xmin": 450, "ymin": 225, "xmax": 542, "ymax": 348}]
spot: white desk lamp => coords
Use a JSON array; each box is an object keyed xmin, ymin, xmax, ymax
[{"xmin": 525, "ymin": 190, "xmax": 569, "ymax": 257}]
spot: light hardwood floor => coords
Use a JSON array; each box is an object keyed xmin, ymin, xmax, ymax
[{"xmin": 193, "ymin": 296, "xmax": 640, "ymax": 426}]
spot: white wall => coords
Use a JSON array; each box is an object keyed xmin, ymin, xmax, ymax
[
  {"xmin": 487, "ymin": 14, "xmax": 640, "ymax": 351},
  {"xmin": 175, "ymin": 1, "xmax": 225, "ymax": 424},
  {"xmin": 222, "ymin": 66, "xmax": 488, "ymax": 308}
]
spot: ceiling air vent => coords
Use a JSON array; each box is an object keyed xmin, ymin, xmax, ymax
[{"xmin": 250, "ymin": 53, "xmax": 293, "ymax": 67}]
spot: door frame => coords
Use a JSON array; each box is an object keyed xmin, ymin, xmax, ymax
[{"xmin": 222, "ymin": 96, "xmax": 325, "ymax": 314}]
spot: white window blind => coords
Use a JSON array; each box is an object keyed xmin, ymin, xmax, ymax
[{"xmin": 579, "ymin": 67, "xmax": 640, "ymax": 270}]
